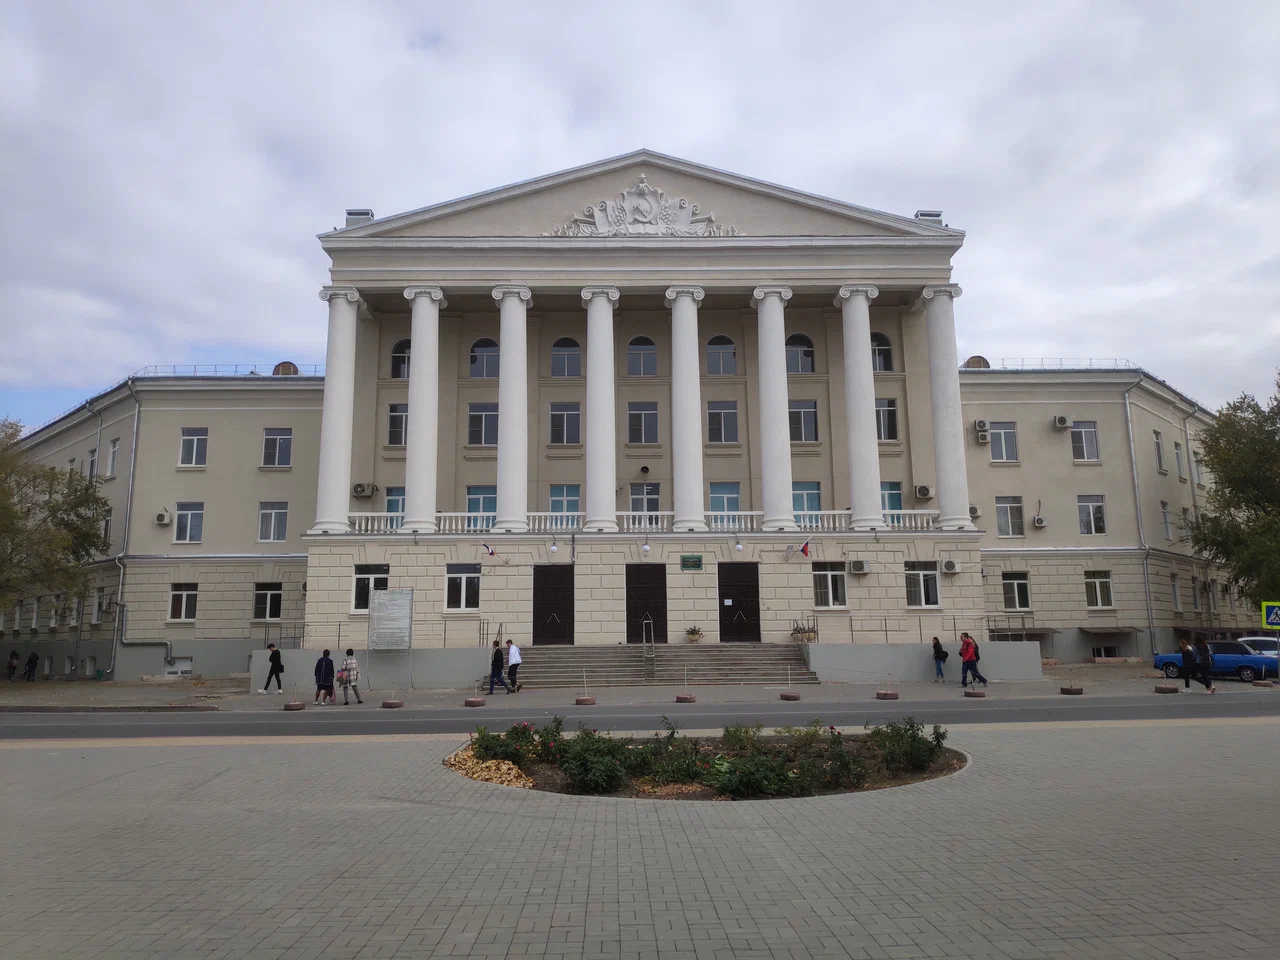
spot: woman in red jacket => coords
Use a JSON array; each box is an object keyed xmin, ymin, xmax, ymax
[{"xmin": 959, "ymin": 633, "xmax": 988, "ymax": 688}]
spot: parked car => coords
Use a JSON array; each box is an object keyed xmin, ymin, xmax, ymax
[
  {"xmin": 1239, "ymin": 636, "xmax": 1278, "ymax": 656},
  {"xmin": 1154, "ymin": 640, "xmax": 1277, "ymax": 682}
]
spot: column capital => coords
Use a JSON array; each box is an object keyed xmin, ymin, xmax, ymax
[
  {"xmin": 404, "ymin": 285, "xmax": 447, "ymax": 308},
  {"xmin": 580, "ymin": 285, "xmax": 620, "ymax": 309},
  {"xmin": 834, "ymin": 284, "xmax": 879, "ymax": 306},
  {"xmin": 319, "ymin": 285, "xmax": 361, "ymax": 303},
  {"xmin": 751, "ymin": 285, "xmax": 792, "ymax": 307},
  {"xmin": 664, "ymin": 285, "xmax": 705, "ymax": 307},
  {"xmin": 491, "ymin": 285, "xmax": 533, "ymax": 306},
  {"xmin": 922, "ymin": 284, "xmax": 963, "ymax": 301}
]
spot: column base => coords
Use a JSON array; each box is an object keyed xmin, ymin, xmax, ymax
[
  {"xmin": 307, "ymin": 521, "xmax": 350, "ymax": 535},
  {"xmin": 582, "ymin": 520, "xmax": 618, "ymax": 533},
  {"xmin": 400, "ymin": 520, "xmax": 438, "ymax": 534},
  {"xmin": 761, "ymin": 519, "xmax": 800, "ymax": 532},
  {"xmin": 672, "ymin": 520, "xmax": 709, "ymax": 533},
  {"xmin": 937, "ymin": 516, "xmax": 976, "ymax": 531},
  {"xmin": 850, "ymin": 517, "xmax": 888, "ymax": 531},
  {"xmin": 491, "ymin": 520, "xmax": 529, "ymax": 533}
]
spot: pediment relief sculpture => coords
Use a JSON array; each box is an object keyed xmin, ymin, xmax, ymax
[{"xmin": 545, "ymin": 173, "xmax": 739, "ymax": 237}]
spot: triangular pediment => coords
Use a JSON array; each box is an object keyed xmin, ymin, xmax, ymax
[{"xmin": 325, "ymin": 150, "xmax": 962, "ymax": 241}]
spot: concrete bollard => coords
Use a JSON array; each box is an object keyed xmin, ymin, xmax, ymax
[
  {"xmin": 779, "ymin": 692, "xmax": 801, "ymax": 702},
  {"xmin": 875, "ymin": 690, "xmax": 899, "ymax": 701},
  {"xmin": 463, "ymin": 697, "xmax": 485, "ymax": 707},
  {"xmin": 575, "ymin": 696, "xmax": 596, "ymax": 706},
  {"xmin": 283, "ymin": 701, "xmax": 305, "ymax": 711},
  {"xmin": 381, "ymin": 699, "xmax": 404, "ymax": 709},
  {"xmin": 1252, "ymin": 679, "xmax": 1274, "ymax": 688},
  {"xmin": 963, "ymin": 689, "xmax": 986, "ymax": 699},
  {"xmin": 1154, "ymin": 684, "xmax": 1179, "ymax": 694},
  {"xmin": 1060, "ymin": 686, "xmax": 1084, "ymax": 696},
  {"xmin": 675, "ymin": 694, "xmax": 696, "ymax": 703}
]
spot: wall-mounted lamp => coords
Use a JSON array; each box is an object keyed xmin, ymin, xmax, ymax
[
  {"xmin": 549, "ymin": 537, "xmax": 558, "ymax": 554},
  {"xmin": 641, "ymin": 536, "xmax": 650, "ymax": 555},
  {"xmin": 734, "ymin": 539, "xmax": 743, "ymax": 553}
]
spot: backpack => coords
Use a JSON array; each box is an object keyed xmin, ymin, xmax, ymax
[{"xmin": 971, "ymin": 640, "xmax": 980, "ymax": 662}]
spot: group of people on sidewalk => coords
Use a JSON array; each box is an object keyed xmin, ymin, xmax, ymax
[
  {"xmin": 6, "ymin": 651, "xmax": 40, "ymax": 682},
  {"xmin": 255, "ymin": 644, "xmax": 365, "ymax": 704},
  {"xmin": 488, "ymin": 639, "xmax": 523, "ymax": 695},
  {"xmin": 931, "ymin": 634, "xmax": 989, "ymax": 687},
  {"xmin": 1178, "ymin": 637, "xmax": 1217, "ymax": 693}
]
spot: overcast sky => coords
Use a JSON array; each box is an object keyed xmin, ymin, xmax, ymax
[{"xmin": 2, "ymin": 0, "xmax": 1278, "ymax": 429}]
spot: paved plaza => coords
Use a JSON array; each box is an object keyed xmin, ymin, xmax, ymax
[{"xmin": 2, "ymin": 718, "xmax": 1278, "ymax": 960}]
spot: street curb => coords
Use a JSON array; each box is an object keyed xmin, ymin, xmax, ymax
[{"xmin": 0, "ymin": 704, "xmax": 219, "ymax": 713}]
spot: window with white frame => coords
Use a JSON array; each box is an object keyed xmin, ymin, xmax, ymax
[
  {"xmin": 550, "ymin": 337, "xmax": 581, "ymax": 377},
  {"xmin": 174, "ymin": 502, "xmax": 204, "ymax": 542},
  {"xmin": 253, "ymin": 582, "xmax": 283, "ymax": 620},
  {"xmin": 258, "ymin": 502, "xmax": 288, "ymax": 542},
  {"xmin": 466, "ymin": 486, "xmax": 496, "ymax": 529},
  {"xmin": 989, "ymin": 422, "xmax": 1018, "ymax": 462},
  {"xmin": 880, "ymin": 481, "xmax": 903, "ymax": 512},
  {"xmin": 51, "ymin": 594, "xmax": 62, "ymax": 627},
  {"xmin": 1085, "ymin": 570, "xmax": 1113, "ymax": 608},
  {"xmin": 469, "ymin": 338, "xmax": 499, "ymax": 378},
  {"xmin": 388, "ymin": 403, "xmax": 408, "ymax": 446},
  {"xmin": 1181, "ymin": 506, "xmax": 1191, "ymax": 530},
  {"xmin": 904, "ymin": 561, "xmax": 940, "ymax": 608},
  {"xmin": 1153, "ymin": 430, "xmax": 1165, "ymax": 470},
  {"xmin": 995, "ymin": 496, "xmax": 1024, "ymax": 537},
  {"xmin": 549, "ymin": 402, "xmax": 581, "ymax": 445},
  {"xmin": 385, "ymin": 486, "xmax": 405, "ymax": 529},
  {"xmin": 1070, "ymin": 421, "xmax": 1099, "ymax": 461},
  {"xmin": 875, "ymin": 399, "xmax": 899, "ymax": 441},
  {"xmin": 1225, "ymin": 582, "xmax": 1235, "ymax": 613},
  {"xmin": 87, "ymin": 447, "xmax": 98, "ymax": 478},
  {"xmin": 352, "ymin": 564, "xmax": 389, "ymax": 612},
  {"xmin": 68, "ymin": 457, "xmax": 76, "ymax": 473},
  {"xmin": 91, "ymin": 587, "xmax": 105, "ymax": 624},
  {"xmin": 706, "ymin": 336, "xmax": 736, "ymax": 375},
  {"xmin": 1161, "ymin": 501, "xmax": 1172, "ymax": 539},
  {"xmin": 102, "ymin": 507, "xmax": 112, "ymax": 547},
  {"xmin": 1191, "ymin": 449, "xmax": 1203, "ymax": 485},
  {"xmin": 169, "ymin": 583, "xmax": 198, "ymax": 621},
  {"xmin": 871, "ymin": 332, "xmax": 893, "ymax": 372},
  {"xmin": 628, "ymin": 401, "xmax": 658, "ymax": 444},
  {"xmin": 812, "ymin": 562, "xmax": 847, "ymax": 608},
  {"xmin": 1002, "ymin": 572, "xmax": 1031, "ymax": 610},
  {"xmin": 1208, "ymin": 579, "xmax": 1218, "ymax": 611},
  {"xmin": 1191, "ymin": 576, "xmax": 1201, "ymax": 611},
  {"xmin": 549, "ymin": 484, "xmax": 580, "ymax": 518},
  {"xmin": 785, "ymin": 334, "xmax": 815, "ymax": 373},
  {"xmin": 446, "ymin": 563, "xmax": 481, "ymax": 610},
  {"xmin": 106, "ymin": 438, "xmax": 119, "ymax": 477},
  {"xmin": 67, "ymin": 594, "xmax": 79, "ymax": 627},
  {"xmin": 262, "ymin": 427, "xmax": 292, "ymax": 466},
  {"xmin": 793, "ymin": 481, "xmax": 821, "ymax": 525},
  {"xmin": 390, "ymin": 339, "xmax": 410, "ymax": 379},
  {"xmin": 708, "ymin": 481, "xmax": 740, "ymax": 514},
  {"xmin": 29, "ymin": 597, "xmax": 38, "ymax": 629},
  {"xmin": 1077, "ymin": 495, "xmax": 1106, "ymax": 535},
  {"xmin": 789, "ymin": 400, "xmax": 818, "ymax": 442},
  {"xmin": 1174, "ymin": 441, "xmax": 1185, "ymax": 478},
  {"xmin": 627, "ymin": 337, "xmax": 657, "ymax": 377},
  {"xmin": 708, "ymin": 400, "xmax": 738, "ymax": 443},
  {"xmin": 179, "ymin": 427, "xmax": 208, "ymax": 466},
  {"xmin": 467, "ymin": 402, "xmax": 498, "ymax": 445},
  {"xmin": 630, "ymin": 482, "xmax": 660, "ymax": 514},
  {"xmin": 1171, "ymin": 573, "xmax": 1182, "ymax": 612}
]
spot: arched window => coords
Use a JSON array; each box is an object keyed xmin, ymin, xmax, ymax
[
  {"xmin": 551, "ymin": 337, "xmax": 581, "ymax": 378},
  {"xmin": 627, "ymin": 336, "xmax": 657, "ymax": 377},
  {"xmin": 871, "ymin": 333, "xmax": 893, "ymax": 372},
  {"xmin": 785, "ymin": 334, "xmax": 815, "ymax": 374},
  {"xmin": 470, "ymin": 338, "xmax": 499, "ymax": 378},
  {"xmin": 705, "ymin": 335, "xmax": 736, "ymax": 376},
  {"xmin": 390, "ymin": 339, "xmax": 411, "ymax": 379}
]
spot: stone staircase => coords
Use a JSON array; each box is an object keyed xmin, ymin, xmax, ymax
[{"xmin": 496, "ymin": 643, "xmax": 819, "ymax": 689}]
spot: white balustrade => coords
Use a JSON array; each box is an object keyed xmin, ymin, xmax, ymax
[
  {"xmin": 616, "ymin": 511, "xmax": 674, "ymax": 533},
  {"xmin": 348, "ymin": 513, "xmax": 404, "ymax": 535},
  {"xmin": 794, "ymin": 511, "xmax": 852, "ymax": 533},
  {"xmin": 526, "ymin": 512, "xmax": 584, "ymax": 533},
  {"xmin": 704, "ymin": 511, "xmax": 763, "ymax": 532},
  {"xmin": 882, "ymin": 510, "xmax": 941, "ymax": 531},
  {"xmin": 436, "ymin": 512, "xmax": 496, "ymax": 534}
]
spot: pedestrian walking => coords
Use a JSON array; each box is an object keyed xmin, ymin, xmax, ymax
[
  {"xmin": 505, "ymin": 639, "xmax": 523, "ymax": 692},
  {"xmin": 1178, "ymin": 638, "xmax": 1209, "ymax": 691},
  {"xmin": 6, "ymin": 650, "xmax": 18, "ymax": 682},
  {"xmin": 959, "ymin": 633, "xmax": 988, "ymax": 688},
  {"xmin": 24, "ymin": 651, "xmax": 39, "ymax": 682},
  {"xmin": 1193, "ymin": 636, "xmax": 1217, "ymax": 694},
  {"xmin": 339, "ymin": 649, "xmax": 363, "ymax": 705},
  {"xmin": 314, "ymin": 648, "xmax": 336, "ymax": 705},
  {"xmin": 931, "ymin": 637, "xmax": 948, "ymax": 682},
  {"xmin": 488, "ymin": 640, "xmax": 511, "ymax": 695},
  {"xmin": 259, "ymin": 643, "xmax": 284, "ymax": 693}
]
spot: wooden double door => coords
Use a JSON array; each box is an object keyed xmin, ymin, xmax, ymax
[
  {"xmin": 625, "ymin": 564, "xmax": 668, "ymax": 643},
  {"xmin": 532, "ymin": 565, "xmax": 574, "ymax": 645},
  {"xmin": 718, "ymin": 562, "xmax": 761, "ymax": 642}
]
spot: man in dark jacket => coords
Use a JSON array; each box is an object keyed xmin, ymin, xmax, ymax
[
  {"xmin": 260, "ymin": 643, "xmax": 284, "ymax": 694},
  {"xmin": 24, "ymin": 651, "xmax": 39, "ymax": 681},
  {"xmin": 488, "ymin": 639, "xmax": 511, "ymax": 695},
  {"xmin": 314, "ymin": 649, "xmax": 336, "ymax": 705},
  {"xmin": 1193, "ymin": 637, "xmax": 1216, "ymax": 694}
]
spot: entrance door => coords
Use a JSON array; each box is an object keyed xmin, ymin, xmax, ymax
[
  {"xmin": 532, "ymin": 565, "xmax": 574, "ymax": 645},
  {"xmin": 718, "ymin": 562, "xmax": 761, "ymax": 642},
  {"xmin": 625, "ymin": 564, "xmax": 668, "ymax": 643}
]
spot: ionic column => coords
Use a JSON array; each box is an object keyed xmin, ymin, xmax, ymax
[
  {"xmin": 401, "ymin": 286, "xmax": 446, "ymax": 533},
  {"xmin": 667, "ymin": 286, "xmax": 707, "ymax": 532},
  {"xmin": 310, "ymin": 285, "xmax": 361, "ymax": 534},
  {"xmin": 836, "ymin": 285, "xmax": 886, "ymax": 530},
  {"xmin": 923, "ymin": 284, "xmax": 973, "ymax": 530},
  {"xmin": 752, "ymin": 285, "xmax": 797, "ymax": 531},
  {"xmin": 493, "ymin": 285, "xmax": 532, "ymax": 532},
  {"xmin": 582, "ymin": 286, "xmax": 619, "ymax": 532}
]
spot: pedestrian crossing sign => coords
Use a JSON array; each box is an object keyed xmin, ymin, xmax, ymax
[{"xmin": 1265, "ymin": 602, "xmax": 1280, "ymax": 629}]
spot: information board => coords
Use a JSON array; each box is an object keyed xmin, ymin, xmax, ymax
[
  {"xmin": 368, "ymin": 589, "xmax": 413, "ymax": 650},
  {"xmin": 680, "ymin": 555, "xmax": 703, "ymax": 571}
]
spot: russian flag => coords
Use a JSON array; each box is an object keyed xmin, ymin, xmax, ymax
[
  {"xmin": 799, "ymin": 539, "xmax": 811, "ymax": 558},
  {"xmin": 481, "ymin": 543, "xmax": 496, "ymax": 556}
]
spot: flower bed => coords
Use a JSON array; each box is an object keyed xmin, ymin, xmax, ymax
[{"xmin": 447, "ymin": 717, "xmax": 964, "ymax": 800}]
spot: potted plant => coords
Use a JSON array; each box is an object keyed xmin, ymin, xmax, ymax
[{"xmin": 685, "ymin": 625, "xmax": 703, "ymax": 643}]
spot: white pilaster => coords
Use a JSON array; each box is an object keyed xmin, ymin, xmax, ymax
[
  {"xmin": 310, "ymin": 285, "xmax": 361, "ymax": 534},
  {"xmin": 582, "ymin": 286, "xmax": 619, "ymax": 532},
  {"xmin": 666, "ymin": 286, "xmax": 707, "ymax": 532},
  {"xmin": 493, "ymin": 285, "xmax": 532, "ymax": 532},
  {"xmin": 836, "ymin": 285, "xmax": 886, "ymax": 530},
  {"xmin": 401, "ymin": 286, "xmax": 446, "ymax": 533},
  {"xmin": 923, "ymin": 284, "xmax": 973, "ymax": 530},
  {"xmin": 752, "ymin": 285, "xmax": 797, "ymax": 531}
]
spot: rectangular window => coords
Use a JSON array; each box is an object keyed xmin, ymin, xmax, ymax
[
  {"xmin": 1174, "ymin": 441, "xmax": 1185, "ymax": 478},
  {"xmin": 169, "ymin": 583, "xmax": 198, "ymax": 621},
  {"xmin": 1153, "ymin": 430, "xmax": 1164, "ymax": 470},
  {"xmin": 446, "ymin": 563, "xmax": 482, "ymax": 611},
  {"xmin": 789, "ymin": 400, "xmax": 819, "ymax": 442},
  {"xmin": 549, "ymin": 484, "xmax": 580, "ymax": 516},
  {"xmin": 1161, "ymin": 501, "xmax": 1172, "ymax": 539},
  {"xmin": 812, "ymin": 561, "xmax": 847, "ymax": 609},
  {"xmin": 51, "ymin": 595, "xmax": 61, "ymax": 627},
  {"xmin": 352, "ymin": 564, "xmax": 389, "ymax": 612},
  {"xmin": 904, "ymin": 561, "xmax": 940, "ymax": 608},
  {"xmin": 793, "ymin": 481, "xmax": 821, "ymax": 525},
  {"xmin": 102, "ymin": 507, "xmax": 112, "ymax": 546},
  {"xmin": 1191, "ymin": 576, "xmax": 1200, "ymax": 611},
  {"xmin": 388, "ymin": 404, "xmax": 408, "ymax": 446},
  {"xmin": 1171, "ymin": 573, "xmax": 1182, "ymax": 612},
  {"xmin": 880, "ymin": 481, "xmax": 902, "ymax": 512},
  {"xmin": 995, "ymin": 496, "xmax": 1024, "ymax": 537},
  {"xmin": 549, "ymin": 402, "xmax": 580, "ymax": 445},
  {"xmin": 262, "ymin": 427, "xmax": 293, "ymax": 466},
  {"xmin": 630, "ymin": 482, "xmax": 660, "ymax": 514},
  {"xmin": 1181, "ymin": 506, "xmax": 1191, "ymax": 530},
  {"xmin": 468, "ymin": 402, "xmax": 499, "ymax": 445},
  {"xmin": 1226, "ymin": 582, "xmax": 1235, "ymax": 613},
  {"xmin": 384, "ymin": 485, "xmax": 405, "ymax": 520},
  {"xmin": 989, "ymin": 422, "xmax": 1018, "ymax": 462},
  {"xmin": 91, "ymin": 587, "xmax": 105, "ymax": 625},
  {"xmin": 628, "ymin": 402, "xmax": 658, "ymax": 444},
  {"xmin": 466, "ymin": 485, "xmax": 497, "ymax": 530},
  {"xmin": 707, "ymin": 400, "xmax": 739, "ymax": 443},
  {"xmin": 30, "ymin": 598, "xmax": 38, "ymax": 629},
  {"xmin": 1191, "ymin": 450, "xmax": 1203, "ymax": 485},
  {"xmin": 1002, "ymin": 572, "xmax": 1031, "ymax": 610},
  {"xmin": 1208, "ymin": 580, "xmax": 1218, "ymax": 612},
  {"xmin": 87, "ymin": 447, "xmax": 98, "ymax": 478},
  {"xmin": 67, "ymin": 594, "xmax": 79, "ymax": 627},
  {"xmin": 708, "ymin": 481, "xmax": 741, "ymax": 514},
  {"xmin": 551, "ymin": 343, "xmax": 581, "ymax": 378},
  {"xmin": 258, "ymin": 501, "xmax": 288, "ymax": 542},
  {"xmin": 174, "ymin": 502, "xmax": 204, "ymax": 542},
  {"xmin": 179, "ymin": 427, "xmax": 208, "ymax": 466},
  {"xmin": 107, "ymin": 438, "xmax": 119, "ymax": 477},
  {"xmin": 1077, "ymin": 495, "xmax": 1106, "ymax": 535},
  {"xmin": 1071, "ymin": 421, "xmax": 1099, "ymax": 461},
  {"xmin": 253, "ymin": 582, "xmax": 283, "ymax": 621},
  {"xmin": 875, "ymin": 399, "xmax": 899, "ymax": 441}
]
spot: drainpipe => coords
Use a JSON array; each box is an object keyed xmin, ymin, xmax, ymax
[
  {"xmin": 1122, "ymin": 374, "xmax": 1157, "ymax": 654},
  {"xmin": 75, "ymin": 397, "xmax": 106, "ymax": 676}
]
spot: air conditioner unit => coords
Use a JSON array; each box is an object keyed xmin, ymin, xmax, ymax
[
  {"xmin": 352, "ymin": 482, "xmax": 375, "ymax": 498},
  {"xmin": 974, "ymin": 419, "xmax": 989, "ymax": 432},
  {"xmin": 941, "ymin": 559, "xmax": 959, "ymax": 574},
  {"xmin": 915, "ymin": 484, "xmax": 934, "ymax": 500},
  {"xmin": 969, "ymin": 504, "xmax": 983, "ymax": 519},
  {"xmin": 1052, "ymin": 415, "xmax": 1071, "ymax": 430},
  {"xmin": 976, "ymin": 431, "xmax": 991, "ymax": 444},
  {"xmin": 1033, "ymin": 516, "xmax": 1048, "ymax": 528},
  {"xmin": 847, "ymin": 559, "xmax": 869, "ymax": 575},
  {"xmin": 154, "ymin": 510, "xmax": 171, "ymax": 526}
]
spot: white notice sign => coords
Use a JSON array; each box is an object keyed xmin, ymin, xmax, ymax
[{"xmin": 368, "ymin": 589, "xmax": 413, "ymax": 650}]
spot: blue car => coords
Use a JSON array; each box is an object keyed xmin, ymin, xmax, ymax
[{"xmin": 1154, "ymin": 640, "xmax": 1277, "ymax": 682}]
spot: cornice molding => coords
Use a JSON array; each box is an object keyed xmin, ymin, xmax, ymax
[
  {"xmin": 663, "ymin": 285, "xmax": 705, "ymax": 307},
  {"xmin": 322, "ymin": 234, "xmax": 964, "ymax": 253},
  {"xmin": 834, "ymin": 284, "xmax": 879, "ymax": 307},
  {"xmin": 318, "ymin": 285, "xmax": 361, "ymax": 303},
  {"xmin": 403, "ymin": 286, "xmax": 447, "ymax": 308}
]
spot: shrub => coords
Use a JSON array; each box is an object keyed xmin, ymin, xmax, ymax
[
  {"xmin": 533, "ymin": 716, "xmax": 566, "ymax": 764},
  {"xmin": 823, "ymin": 742, "xmax": 868, "ymax": 789},
  {"xmin": 788, "ymin": 758, "xmax": 824, "ymax": 797},
  {"xmin": 773, "ymin": 718, "xmax": 824, "ymax": 751},
  {"xmin": 866, "ymin": 717, "xmax": 947, "ymax": 774},
  {"xmin": 705, "ymin": 752, "xmax": 790, "ymax": 799},
  {"xmin": 722, "ymin": 722, "xmax": 763, "ymax": 754},
  {"xmin": 647, "ymin": 716, "xmax": 706, "ymax": 784},
  {"xmin": 472, "ymin": 726, "xmax": 527, "ymax": 765},
  {"xmin": 559, "ymin": 727, "xmax": 628, "ymax": 793}
]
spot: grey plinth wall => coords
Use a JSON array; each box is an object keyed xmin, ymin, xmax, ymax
[
  {"xmin": 804, "ymin": 640, "xmax": 1043, "ymax": 683},
  {"xmin": 249, "ymin": 647, "xmax": 489, "ymax": 692}
]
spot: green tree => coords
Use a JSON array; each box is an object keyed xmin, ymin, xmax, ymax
[
  {"xmin": 1187, "ymin": 375, "xmax": 1280, "ymax": 608},
  {"xmin": 0, "ymin": 418, "xmax": 112, "ymax": 610}
]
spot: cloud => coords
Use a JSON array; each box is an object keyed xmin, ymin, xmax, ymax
[{"xmin": 1, "ymin": 0, "xmax": 1277, "ymax": 420}]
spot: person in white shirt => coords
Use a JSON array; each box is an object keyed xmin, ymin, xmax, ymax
[{"xmin": 505, "ymin": 639, "xmax": 523, "ymax": 693}]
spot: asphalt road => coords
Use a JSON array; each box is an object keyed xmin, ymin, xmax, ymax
[{"xmin": 3, "ymin": 692, "xmax": 1279, "ymax": 739}]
